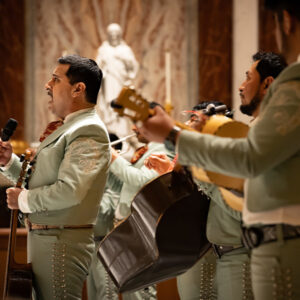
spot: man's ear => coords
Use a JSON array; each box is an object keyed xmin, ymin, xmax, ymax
[
  {"xmin": 262, "ymin": 76, "xmax": 274, "ymax": 95},
  {"xmin": 72, "ymin": 82, "xmax": 86, "ymax": 97}
]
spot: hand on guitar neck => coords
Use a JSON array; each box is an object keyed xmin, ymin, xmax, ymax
[
  {"xmin": 110, "ymin": 86, "xmax": 198, "ymax": 142},
  {"xmin": 139, "ymin": 105, "xmax": 176, "ymax": 143},
  {"xmin": 6, "ymin": 188, "xmax": 22, "ymax": 210}
]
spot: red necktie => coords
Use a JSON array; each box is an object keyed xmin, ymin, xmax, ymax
[
  {"xmin": 39, "ymin": 120, "xmax": 64, "ymax": 142},
  {"xmin": 130, "ymin": 145, "xmax": 148, "ymax": 164}
]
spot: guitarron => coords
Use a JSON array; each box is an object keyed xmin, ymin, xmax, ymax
[{"xmin": 98, "ymin": 170, "xmax": 211, "ymax": 293}]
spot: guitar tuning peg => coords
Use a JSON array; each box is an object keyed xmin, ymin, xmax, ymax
[
  {"xmin": 27, "ymin": 168, "xmax": 32, "ymax": 175},
  {"xmin": 29, "ymin": 159, "xmax": 36, "ymax": 166},
  {"xmin": 20, "ymin": 154, "xmax": 25, "ymax": 162},
  {"xmin": 136, "ymin": 121, "xmax": 143, "ymax": 128}
]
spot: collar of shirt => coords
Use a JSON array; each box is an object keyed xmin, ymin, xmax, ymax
[{"xmin": 64, "ymin": 107, "xmax": 95, "ymax": 124}]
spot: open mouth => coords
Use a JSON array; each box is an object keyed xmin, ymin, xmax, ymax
[{"xmin": 46, "ymin": 89, "xmax": 53, "ymax": 98}]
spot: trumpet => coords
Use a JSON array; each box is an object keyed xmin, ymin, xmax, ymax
[{"xmin": 110, "ymin": 133, "xmax": 136, "ymax": 147}]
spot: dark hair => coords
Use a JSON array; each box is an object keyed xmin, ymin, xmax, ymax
[
  {"xmin": 264, "ymin": 0, "xmax": 300, "ymax": 22},
  {"xmin": 253, "ymin": 51, "xmax": 287, "ymax": 82},
  {"xmin": 58, "ymin": 55, "xmax": 103, "ymax": 104},
  {"xmin": 193, "ymin": 100, "xmax": 233, "ymax": 118}
]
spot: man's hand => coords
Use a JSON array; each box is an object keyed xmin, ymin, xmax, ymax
[
  {"xmin": 139, "ymin": 106, "xmax": 175, "ymax": 143},
  {"xmin": 111, "ymin": 148, "xmax": 119, "ymax": 163},
  {"xmin": 144, "ymin": 153, "xmax": 174, "ymax": 175},
  {"xmin": 6, "ymin": 187, "xmax": 22, "ymax": 210},
  {"xmin": 0, "ymin": 141, "xmax": 13, "ymax": 166}
]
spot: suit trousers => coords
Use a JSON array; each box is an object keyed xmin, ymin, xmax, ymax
[
  {"xmin": 28, "ymin": 227, "xmax": 95, "ymax": 300},
  {"xmin": 214, "ymin": 248, "xmax": 253, "ymax": 300},
  {"xmin": 251, "ymin": 235, "xmax": 300, "ymax": 300},
  {"xmin": 87, "ymin": 241, "xmax": 119, "ymax": 300},
  {"xmin": 176, "ymin": 248, "xmax": 217, "ymax": 300}
]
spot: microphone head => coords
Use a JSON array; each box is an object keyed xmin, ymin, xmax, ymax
[{"xmin": 1, "ymin": 118, "xmax": 18, "ymax": 141}]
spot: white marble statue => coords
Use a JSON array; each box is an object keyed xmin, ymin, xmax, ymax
[{"xmin": 96, "ymin": 23, "xmax": 139, "ymax": 155}]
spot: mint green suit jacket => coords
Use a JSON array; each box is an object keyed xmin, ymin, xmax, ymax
[
  {"xmin": 110, "ymin": 142, "xmax": 174, "ymax": 219},
  {"xmin": 3, "ymin": 108, "xmax": 111, "ymax": 225},
  {"xmin": 197, "ymin": 180, "xmax": 242, "ymax": 246}
]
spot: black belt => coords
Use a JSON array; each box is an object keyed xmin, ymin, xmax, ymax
[
  {"xmin": 212, "ymin": 244, "xmax": 244, "ymax": 258},
  {"xmin": 242, "ymin": 224, "xmax": 300, "ymax": 250},
  {"xmin": 25, "ymin": 218, "xmax": 94, "ymax": 231}
]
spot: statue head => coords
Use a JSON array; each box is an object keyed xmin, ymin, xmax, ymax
[{"xmin": 107, "ymin": 23, "xmax": 123, "ymax": 47}]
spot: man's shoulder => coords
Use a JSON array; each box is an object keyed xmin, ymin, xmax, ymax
[
  {"xmin": 261, "ymin": 64, "xmax": 300, "ymax": 110},
  {"xmin": 148, "ymin": 142, "xmax": 170, "ymax": 151},
  {"xmin": 68, "ymin": 109, "xmax": 103, "ymax": 128},
  {"xmin": 273, "ymin": 62, "xmax": 300, "ymax": 88},
  {"xmin": 65, "ymin": 109, "xmax": 109, "ymax": 141},
  {"xmin": 148, "ymin": 142, "xmax": 175, "ymax": 158}
]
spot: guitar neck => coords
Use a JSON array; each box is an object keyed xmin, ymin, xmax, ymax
[
  {"xmin": 7, "ymin": 210, "xmax": 20, "ymax": 267},
  {"xmin": 3, "ymin": 151, "xmax": 31, "ymax": 298}
]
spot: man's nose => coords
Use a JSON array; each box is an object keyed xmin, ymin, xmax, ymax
[
  {"xmin": 45, "ymin": 80, "xmax": 52, "ymax": 90},
  {"xmin": 238, "ymin": 84, "xmax": 244, "ymax": 93}
]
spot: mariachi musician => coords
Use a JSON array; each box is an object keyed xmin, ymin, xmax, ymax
[
  {"xmin": 146, "ymin": 100, "xmax": 249, "ymax": 299},
  {"xmin": 90, "ymin": 108, "xmax": 175, "ymax": 300},
  {"xmin": 144, "ymin": 51, "xmax": 286, "ymax": 300},
  {"xmin": 0, "ymin": 55, "xmax": 110, "ymax": 300}
]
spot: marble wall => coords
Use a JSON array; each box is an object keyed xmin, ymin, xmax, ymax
[
  {"xmin": 0, "ymin": 0, "xmax": 25, "ymax": 140},
  {"xmin": 232, "ymin": 0, "xmax": 259, "ymax": 123},
  {"xmin": 199, "ymin": 0, "xmax": 232, "ymax": 107},
  {"xmin": 25, "ymin": 0, "xmax": 199, "ymax": 142},
  {"xmin": 259, "ymin": 0, "xmax": 278, "ymax": 53},
  {"xmin": 1, "ymin": 0, "xmax": 279, "ymax": 142}
]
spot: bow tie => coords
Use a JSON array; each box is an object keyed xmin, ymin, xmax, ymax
[
  {"xmin": 39, "ymin": 119, "xmax": 64, "ymax": 142},
  {"xmin": 130, "ymin": 145, "xmax": 148, "ymax": 164}
]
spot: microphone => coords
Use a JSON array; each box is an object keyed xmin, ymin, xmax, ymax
[{"xmin": 1, "ymin": 118, "xmax": 18, "ymax": 141}]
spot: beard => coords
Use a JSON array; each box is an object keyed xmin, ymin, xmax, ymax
[{"xmin": 239, "ymin": 94, "xmax": 261, "ymax": 116}]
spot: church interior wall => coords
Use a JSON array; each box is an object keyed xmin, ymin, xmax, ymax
[{"xmin": 0, "ymin": 0, "xmax": 277, "ymax": 146}]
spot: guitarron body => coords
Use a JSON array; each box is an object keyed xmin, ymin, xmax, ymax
[{"xmin": 98, "ymin": 171, "xmax": 210, "ymax": 293}]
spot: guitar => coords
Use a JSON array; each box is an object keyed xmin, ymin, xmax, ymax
[
  {"xmin": 111, "ymin": 86, "xmax": 248, "ymax": 209},
  {"xmin": 3, "ymin": 150, "xmax": 33, "ymax": 300}
]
